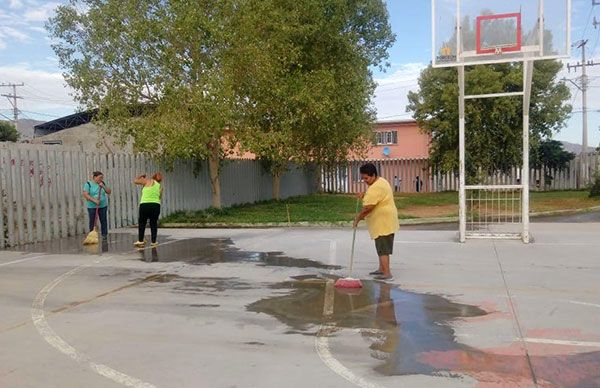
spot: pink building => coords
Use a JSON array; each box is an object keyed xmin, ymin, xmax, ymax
[{"xmin": 361, "ymin": 119, "xmax": 431, "ymax": 160}]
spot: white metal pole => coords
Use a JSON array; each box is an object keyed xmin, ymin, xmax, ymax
[
  {"xmin": 522, "ymin": 61, "xmax": 534, "ymax": 243},
  {"xmin": 459, "ymin": 65, "xmax": 466, "ymax": 242}
]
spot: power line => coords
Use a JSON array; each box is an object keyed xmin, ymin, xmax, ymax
[
  {"xmin": 22, "ymin": 84, "xmax": 76, "ymax": 104},
  {"xmin": 581, "ymin": 6, "xmax": 595, "ymax": 42},
  {"xmin": 19, "ymin": 110, "xmax": 61, "ymax": 118}
]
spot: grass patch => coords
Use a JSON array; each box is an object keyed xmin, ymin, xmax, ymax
[{"xmin": 160, "ymin": 190, "xmax": 600, "ymax": 225}]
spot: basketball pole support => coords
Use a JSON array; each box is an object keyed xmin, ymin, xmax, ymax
[
  {"xmin": 458, "ymin": 65, "xmax": 466, "ymax": 243},
  {"xmin": 457, "ymin": 61, "xmax": 534, "ymax": 243},
  {"xmin": 522, "ymin": 60, "xmax": 533, "ymax": 243}
]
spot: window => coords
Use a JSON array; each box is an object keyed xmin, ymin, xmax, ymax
[
  {"xmin": 42, "ymin": 140, "xmax": 62, "ymax": 145},
  {"xmin": 375, "ymin": 130, "xmax": 397, "ymax": 145}
]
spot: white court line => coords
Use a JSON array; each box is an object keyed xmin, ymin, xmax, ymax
[
  {"xmin": 315, "ymin": 335, "xmax": 385, "ymax": 388},
  {"xmin": 568, "ymin": 300, "xmax": 600, "ymax": 309},
  {"xmin": 30, "ymin": 239, "xmax": 181, "ymax": 388},
  {"xmin": 31, "ymin": 256, "xmax": 155, "ymax": 388},
  {"xmin": 314, "ymin": 276, "xmax": 386, "ymax": 388},
  {"xmin": 524, "ymin": 338, "xmax": 600, "ymax": 348},
  {"xmin": 456, "ymin": 333, "xmax": 600, "ymax": 349},
  {"xmin": 0, "ymin": 254, "xmax": 48, "ymax": 267}
]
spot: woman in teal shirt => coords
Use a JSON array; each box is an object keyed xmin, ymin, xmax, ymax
[
  {"xmin": 133, "ymin": 172, "xmax": 163, "ymax": 247},
  {"xmin": 82, "ymin": 171, "xmax": 112, "ymax": 239}
]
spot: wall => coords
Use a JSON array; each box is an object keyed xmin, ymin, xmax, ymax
[
  {"xmin": 322, "ymin": 154, "xmax": 600, "ymax": 194},
  {"xmin": 0, "ymin": 144, "xmax": 317, "ymax": 248},
  {"xmin": 31, "ymin": 123, "xmax": 133, "ymax": 153},
  {"xmin": 364, "ymin": 120, "xmax": 430, "ymax": 160}
]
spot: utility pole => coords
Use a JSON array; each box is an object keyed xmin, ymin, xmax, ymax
[
  {"xmin": 0, "ymin": 82, "xmax": 24, "ymax": 133},
  {"xmin": 566, "ymin": 40, "xmax": 600, "ymax": 187}
]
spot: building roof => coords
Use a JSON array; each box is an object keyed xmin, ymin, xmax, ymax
[
  {"xmin": 375, "ymin": 118, "xmax": 417, "ymax": 125},
  {"xmin": 34, "ymin": 110, "xmax": 97, "ymax": 136}
]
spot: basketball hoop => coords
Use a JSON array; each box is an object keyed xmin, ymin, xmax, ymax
[{"xmin": 431, "ymin": 0, "xmax": 572, "ymax": 243}]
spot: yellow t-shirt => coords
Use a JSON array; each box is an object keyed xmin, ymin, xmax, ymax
[{"xmin": 363, "ymin": 177, "xmax": 399, "ymax": 239}]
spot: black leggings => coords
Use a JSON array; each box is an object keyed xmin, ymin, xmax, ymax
[{"xmin": 138, "ymin": 203, "xmax": 161, "ymax": 243}]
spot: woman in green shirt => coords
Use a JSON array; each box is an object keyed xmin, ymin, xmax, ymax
[{"xmin": 133, "ymin": 172, "xmax": 163, "ymax": 247}]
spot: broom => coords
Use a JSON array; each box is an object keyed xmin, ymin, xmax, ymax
[
  {"xmin": 83, "ymin": 188, "xmax": 102, "ymax": 245},
  {"xmin": 335, "ymin": 198, "xmax": 363, "ymax": 289}
]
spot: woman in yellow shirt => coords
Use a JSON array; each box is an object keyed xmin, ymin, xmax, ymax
[
  {"xmin": 353, "ymin": 163, "xmax": 399, "ymax": 281},
  {"xmin": 133, "ymin": 172, "xmax": 163, "ymax": 247}
]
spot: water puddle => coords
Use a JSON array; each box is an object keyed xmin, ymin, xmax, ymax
[
  {"xmin": 10, "ymin": 233, "xmax": 147, "ymax": 255},
  {"xmin": 247, "ymin": 279, "xmax": 600, "ymax": 386},
  {"xmin": 136, "ymin": 238, "xmax": 340, "ymax": 270},
  {"xmin": 11, "ymin": 234, "xmax": 339, "ymax": 270}
]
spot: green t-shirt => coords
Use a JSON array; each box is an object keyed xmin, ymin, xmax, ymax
[
  {"xmin": 83, "ymin": 181, "xmax": 108, "ymax": 208},
  {"xmin": 140, "ymin": 181, "xmax": 161, "ymax": 204}
]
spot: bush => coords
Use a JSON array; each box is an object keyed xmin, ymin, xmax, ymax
[{"xmin": 590, "ymin": 174, "xmax": 600, "ymax": 198}]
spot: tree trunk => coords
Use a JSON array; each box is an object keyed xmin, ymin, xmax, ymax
[
  {"xmin": 272, "ymin": 171, "xmax": 282, "ymax": 201},
  {"xmin": 315, "ymin": 164, "xmax": 323, "ymax": 193},
  {"xmin": 208, "ymin": 141, "xmax": 221, "ymax": 208}
]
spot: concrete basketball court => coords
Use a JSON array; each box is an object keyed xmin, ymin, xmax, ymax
[{"xmin": 1, "ymin": 223, "xmax": 599, "ymax": 387}]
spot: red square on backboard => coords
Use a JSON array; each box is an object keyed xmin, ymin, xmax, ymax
[{"xmin": 476, "ymin": 13, "xmax": 522, "ymax": 55}]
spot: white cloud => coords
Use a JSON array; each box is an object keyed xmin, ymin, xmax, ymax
[
  {"xmin": 8, "ymin": 0, "xmax": 24, "ymax": 9},
  {"xmin": 373, "ymin": 63, "xmax": 427, "ymax": 121},
  {"xmin": 0, "ymin": 26, "xmax": 30, "ymax": 42},
  {"xmin": 0, "ymin": 64, "xmax": 77, "ymax": 119},
  {"xmin": 24, "ymin": 2, "xmax": 60, "ymax": 22},
  {"xmin": 29, "ymin": 26, "xmax": 47, "ymax": 33}
]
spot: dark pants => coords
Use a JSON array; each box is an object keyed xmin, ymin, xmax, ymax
[
  {"xmin": 87, "ymin": 206, "xmax": 108, "ymax": 237},
  {"xmin": 139, "ymin": 203, "xmax": 161, "ymax": 243}
]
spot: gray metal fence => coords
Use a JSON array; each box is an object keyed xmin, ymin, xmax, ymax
[
  {"xmin": 322, "ymin": 154, "xmax": 600, "ymax": 194},
  {"xmin": 0, "ymin": 144, "xmax": 316, "ymax": 248}
]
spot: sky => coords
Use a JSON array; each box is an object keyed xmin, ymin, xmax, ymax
[{"xmin": 1, "ymin": 0, "xmax": 599, "ymax": 147}]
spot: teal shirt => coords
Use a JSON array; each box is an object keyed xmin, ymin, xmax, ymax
[{"xmin": 83, "ymin": 181, "xmax": 108, "ymax": 208}]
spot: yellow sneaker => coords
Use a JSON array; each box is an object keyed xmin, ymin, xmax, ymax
[
  {"xmin": 133, "ymin": 241, "xmax": 145, "ymax": 248},
  {"xmin": 150, "ymin": 242, "xmax": 158, "ymax": 248}
]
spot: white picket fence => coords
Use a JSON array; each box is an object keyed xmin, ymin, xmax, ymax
[
  {"xmin": 0, "ymin": 144, "xmax": 316, "ymax": 248},
  {"xmin": 322, "ymin": 154, "xmax": 600, "ymax": 193}
]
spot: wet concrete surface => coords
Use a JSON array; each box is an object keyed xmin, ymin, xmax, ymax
[
  {"xmin": 247, "ymin": 279, "xmax": 600, "ymax": 386},
  {"xmin": 137, "ymin": 238, "xmax": 341, "ymax": 269},
  {"xmin": 2, "ymin": 226, "xmax": 600, "ymax": 387},
  {"xmin": 11, "ymin": 232, "xmax": 149, "ymax": 255},
  {"xmin": 13, "ymin": 233, "xmax": 341, "ymax": 270}
]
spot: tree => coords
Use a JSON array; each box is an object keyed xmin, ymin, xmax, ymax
[
  {"xmin": 0, "ymin": 121, "xmax": 19, "ymax": 142},
  {"xmin": 407, "ymin": 60, "xmax": 571, "ymax": 180},
  {"xmin": 48, "ymin": 0, "xmax": 239, "ymax": 208},
  {"xmin": 230, "ymin": 0, "xmax": 394, "ymax": 199},
  {"xmin": 48, "ymin": 0, "xmax": 393, "ymax": 204},
  {"xmin": 531, "ymin": 139, "xmax": 575, "ymax": 187}
]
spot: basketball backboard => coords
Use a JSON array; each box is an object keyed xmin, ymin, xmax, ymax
[{"xmin": 432, "ymin": 0, "xmax": 571, "ymax": 67}]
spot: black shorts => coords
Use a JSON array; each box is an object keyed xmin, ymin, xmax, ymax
[{"xmin": 374, "ymin": 234, "xmax": 394, "ymax": 256}]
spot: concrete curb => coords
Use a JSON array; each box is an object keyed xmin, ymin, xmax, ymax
[
  {"xmin": 160, "ymin": 205, "xmax": 600, "ymax": 229},
  {"xmin": 161, "ymin": 217, "xmax": 460, "ymax": 229}
]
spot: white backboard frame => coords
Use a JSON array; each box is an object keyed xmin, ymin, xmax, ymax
[{"xmin": 432, "ymin": 0, "xmax": 571, "ymax": 68}]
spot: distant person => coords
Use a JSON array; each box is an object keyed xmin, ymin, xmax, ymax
[
  {"xmin": 133, "ymin": 172, "xmax": 163, "ymax": 248},
  {"xmin": 353, "ymin": 163, "xmax": 399, "ymax": 281},
  {"xmin": 82, "ymin": 171, "xmax": 111, "ymax": 240},
  {"xmin": 415, "ymin": 176, "xmax": 422, "ymax": 193},
  {"xmin": 393, "ymin": 175, "xmax": 400, "ymax": 192}
]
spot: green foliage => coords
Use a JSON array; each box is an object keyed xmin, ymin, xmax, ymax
[
  {"xmin": 407, "ymin": 61, "xmax": 572, "ymax": 178},
  {"xmin": 531, "ymin": 139, "xmax": 575, "ymax": 170},
  {"xmin": 590, "ymin": 174, "xmax": 600, "ymax": 198},
  {"xmin": 0, "ymin": 121, "xmax": 19, "ymax": 142},
  {"xmin": 231, "ymin": 0, "xmax": 394, "ymax": 175},
  {"xmin": 48, "ymin": 0, "xmax": 394, "ymax": 202},
  {"xmin": 47, "ymin": 1, "xmax": 237, "ymax": 162}
]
